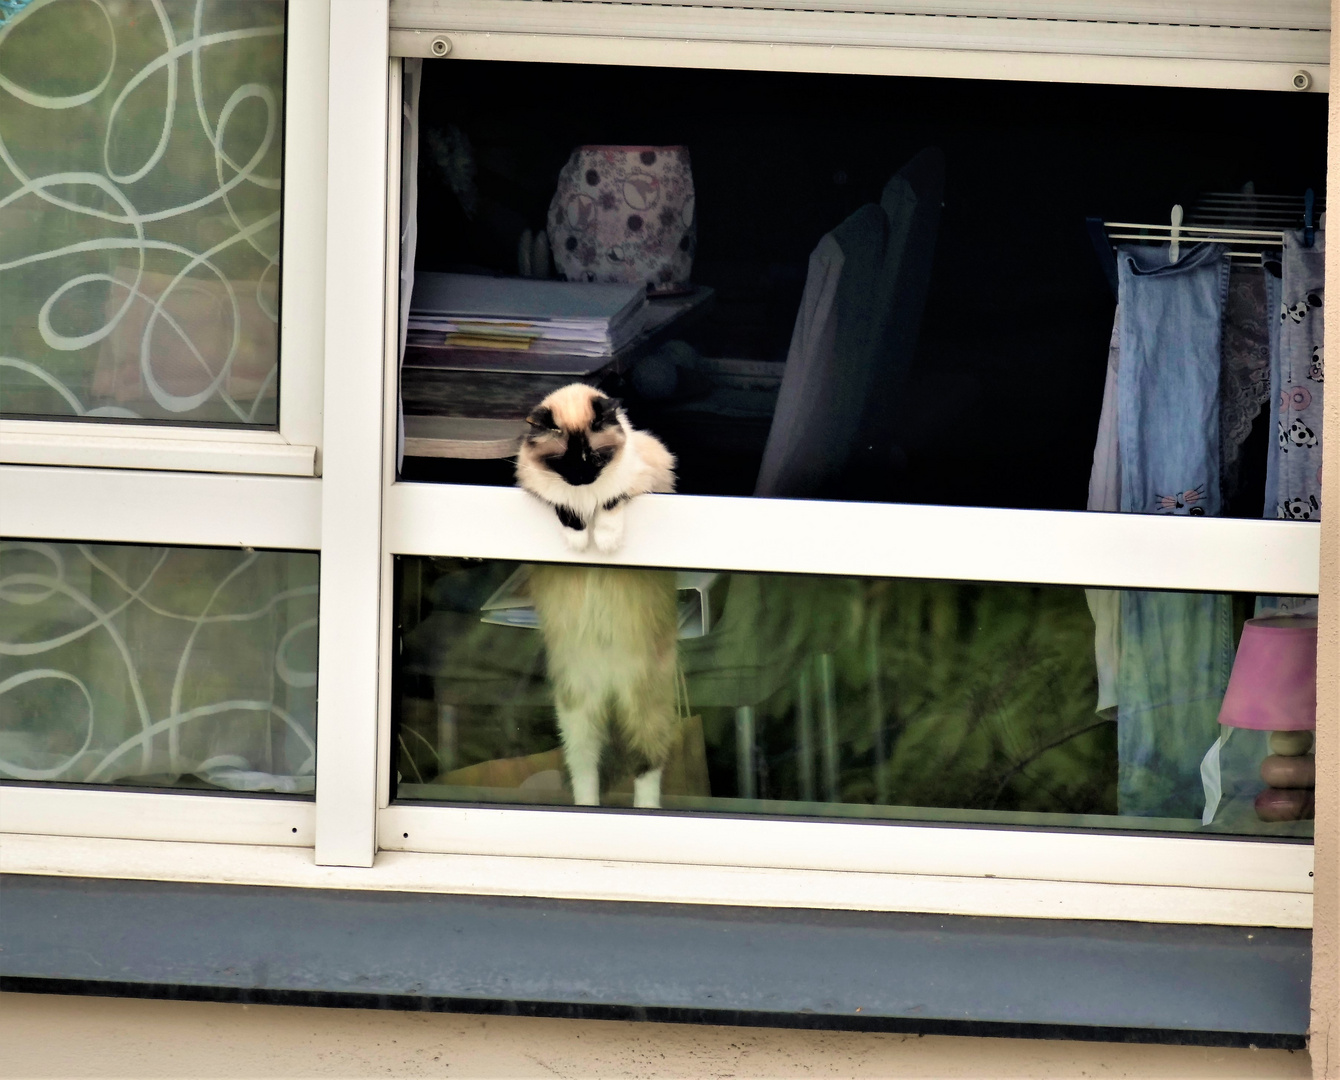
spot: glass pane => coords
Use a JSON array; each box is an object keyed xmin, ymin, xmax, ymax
[
  {"xmin": 0, "ymin": 0, "xmax": 286, "ymax": 425},
  {"xmin": 394, "ymin": 557, "xmax": 1315, "ymax": 839},
  {"xmin": 403, "ymin": 62, "xmax": 1325, "ymax": 529},
  {"xmin": 0, "ymin": 541, "xmax": 317, "ymax": 794}
]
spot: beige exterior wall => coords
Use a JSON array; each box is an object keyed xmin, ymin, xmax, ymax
[
  {"xmin": 1313, "ymin": 3, "xmax": 1340, "ymax": 1077},
  {"xmin": 0, "ymin": 991, "xmax": 1312, "ymax": 1080}
]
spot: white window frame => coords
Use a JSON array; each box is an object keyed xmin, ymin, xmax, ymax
[
  {"xmin": 0, "ymin": 0, "xmax": 1329, "ymax": 935},
  {"xmin": 0, "ymin": 463, "xmax": 322, "ymax": 847},
  {"xmin": 0, "ymin": 0, "xmax": 330, "ymax": 477},
  {"xmin": 0, "ymin": 0, "xmax": 330, "ymax": 848}
]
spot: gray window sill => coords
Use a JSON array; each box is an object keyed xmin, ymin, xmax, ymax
[{"xmin": 0, "ymin": 874, "xmax": 1310, "ymax": 1048}]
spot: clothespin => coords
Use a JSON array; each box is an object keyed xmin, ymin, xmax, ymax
[
  {"xmin": 1304, "ymin": 188, "xmax": 1316, "ymax": 248},
  {"xmin": 1169, "ymin": 204, "xmax": 1183, "ymax": 264}
]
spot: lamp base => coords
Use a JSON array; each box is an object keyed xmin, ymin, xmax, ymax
[{"xmin": 1255, "ymin": 732, "xmax": 1316, "ymax": 822}]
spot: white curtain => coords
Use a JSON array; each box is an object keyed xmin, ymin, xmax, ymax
[{"xmin": 396, "ymin": 58, "xmax": 423, "ymax": 470}]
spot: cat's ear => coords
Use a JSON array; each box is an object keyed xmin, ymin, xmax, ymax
[
  {"xmin": 526, "ymin": 406, "xmax": 556, "ymax": 431},
  {"xmin": 591, "ymin": 395, "xmax": 623, "ymax": 430}
]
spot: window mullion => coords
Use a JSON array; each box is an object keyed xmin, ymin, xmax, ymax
[
  {"xmin": 313, "ymin": 0, "xmax": 392, "ymax": 869},
  {"xmin": 277, "ymin": 0, "xmax": 332, "ymax": 457}
]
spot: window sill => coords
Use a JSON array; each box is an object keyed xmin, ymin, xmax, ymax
[{"xmin": 0, "ymin": 870, "xmax": 1309, "ymax": 1047}]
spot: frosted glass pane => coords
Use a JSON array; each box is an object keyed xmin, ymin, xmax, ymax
[
  {"xmin": 0, "ymin": 541, "xmax": 317, "ymax": 794},
  {"xmin": 0, "ymin": 0, "xmax": 285, "ymax": 425}
]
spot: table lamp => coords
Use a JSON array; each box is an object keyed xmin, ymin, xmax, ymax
[{"xmin": 1218, "ymin": 615, "xmax": 1318, "ymax": 821}]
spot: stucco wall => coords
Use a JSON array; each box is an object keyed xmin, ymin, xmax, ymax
[
  {"xmin": 1311, "ymin": 3, "xmax": 1340, "ymax": 1077},
  {"xmin": 0, "ymin": 992, "xmax": 1312, "ymax": 1080}
]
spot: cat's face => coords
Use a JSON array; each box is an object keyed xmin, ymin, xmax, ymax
[{"xmin": 520, "ymin": 384, "xmax": 627, "ymax": 488}]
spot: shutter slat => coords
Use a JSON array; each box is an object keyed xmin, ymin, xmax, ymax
[
  {"xmin": 391, "ymin": 0, "xmax": 1329, "ymax": 65},
  {"xmin": 392, "ymin": 0, "xmax": 1330, "ymax": 32}
]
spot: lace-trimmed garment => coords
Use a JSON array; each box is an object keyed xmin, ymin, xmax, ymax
[{"xmin": 1219, "ymin": 266, "xmax": 1273, "ymax": 508}]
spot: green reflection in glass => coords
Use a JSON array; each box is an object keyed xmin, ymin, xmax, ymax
[{"xmin": 396, "ymin": 558, "xmax": 1311, "ymax": 838}]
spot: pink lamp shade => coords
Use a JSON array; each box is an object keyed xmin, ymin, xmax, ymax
[{"xmin": 1218, "ymin": 615, "xmax": 1318, "ymax": 731}]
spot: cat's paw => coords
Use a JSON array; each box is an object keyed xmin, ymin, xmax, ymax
[
  {"xmin": 592, "ymin": 510, "xmax": 625, "ymax": 553},
  {"xmin": 561, "ymin": 525, "xmax": 591, "ymax": 551}
]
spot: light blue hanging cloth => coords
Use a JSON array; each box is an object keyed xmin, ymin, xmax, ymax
[{"xmin": 1114, "ymin": 243, "xmax": 1236, "ymax": 819}]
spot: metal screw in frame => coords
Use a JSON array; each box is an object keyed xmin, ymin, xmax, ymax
[
  {"xmin": 430, "ymin": 36, "xmax": 452, "ymax": 57},
  {"xmin": 1292, "ymin": 70, "xmax": 1312, "ymax": 91}
]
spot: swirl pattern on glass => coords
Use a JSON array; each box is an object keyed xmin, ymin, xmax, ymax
[
  {"xmin": 0, "ymin": 0, "xmax": 285, "ymax": 424},
  {"xmin": 0, "ymin": 541, "xmax": 317, "ymax": 793}
]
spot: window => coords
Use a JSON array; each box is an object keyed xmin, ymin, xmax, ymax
[
  {"xmin": 1, "ymin": 540, "xmax": 317, "ymax": 794},
  {"xmin": 400, "ymin": 63, "xmax": 1326, "ymax": 519},
  {"xmin": 372, "ymin": 12, "xmax": 1325, "ymax": 926},
  {"xmin": 0, "ymin": 0, "xmax": 325, "ymax": 850},
  {"xmin": 0, "ymin": 0, "xmax": 323, "ymax": 475},
  {"xmin": 0, "ymin": 0, "xmax": 286, "ymax": 425},
  {"xmin": 2, "ymin": 1, "xmax": 1326, "ymax": 945},
  {"xmin": 395, "ymin": 556, "xmax": 1315, "ymax": 839}
]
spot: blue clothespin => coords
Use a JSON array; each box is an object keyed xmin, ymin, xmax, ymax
[
  {"xmin": 0, "ymin": 0, "xmax": 34, "ymax": 28},
  {"xmin": 1304, "ymin": 188, "xmax": 1316, "ymax": 248}
]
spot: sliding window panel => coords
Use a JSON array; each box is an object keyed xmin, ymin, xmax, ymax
[
  {"xmin": 0, "ymin": 0, "xmax": 285, "ymax": 424},
  {"xmin": 377, "ymin": 37, "xmax": 1323, "ymax": 926},
  {"xmin": 0, "ymin": 0, "xmax": 327, "ymax": 476},
  {"xmin": 0, "ymin": 540, "xmax": 317, "ymax": 796},
  {"xmin": 379, "ymin": 550, "xmax": 1315, "ymax": 925},
  {"xmin": 396, "ymin": 62, "xmax": 1325, "ymax": 529},
  {"xmin": 390, "ymin": 555, "xmax": 1315, "ymax": 838}
]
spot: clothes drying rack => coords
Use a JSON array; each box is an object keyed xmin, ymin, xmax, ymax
[{"xmin": 1087, "ymin": 190, "xmax": 1322, "ymax": 294}]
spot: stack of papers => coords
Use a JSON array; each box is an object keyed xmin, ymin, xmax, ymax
[{"xmin": 408, "ymin": 273, "xmax": 648, "ymax": 358}]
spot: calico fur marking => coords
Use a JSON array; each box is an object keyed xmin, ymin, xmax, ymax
[
  {"xmin": 555, "ymin": 505, "xmax": 586, "ymax": 531},
  {"xmin": 516, "ymin": 382, "xmax": 675, "ymax": 554}
]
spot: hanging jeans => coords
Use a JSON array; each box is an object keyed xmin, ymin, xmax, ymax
[{"xmin": 1114, "ymin": 244, "xmax": 1236, "ymax": 818}]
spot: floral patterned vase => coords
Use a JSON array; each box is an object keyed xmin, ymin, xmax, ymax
[{"xmin": 547, "ymin": 145, "xmax": 696, "ymax": 288}]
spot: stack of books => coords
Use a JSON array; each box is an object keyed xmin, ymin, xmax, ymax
[{"xmin": 408, "ymin": 273, "xmax": 648, "ymax": 359}]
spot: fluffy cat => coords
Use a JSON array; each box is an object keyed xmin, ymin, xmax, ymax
[
  {"xmin": 528, "ymin": 562, "xmax": 679, "ymax": 807},
  {"xmin": 517, "ymin": 383, "xmax": 679, "ymax": 807},
  {"xmin": 515, "ymin": 383, "xmax": 676, "ymax": 553}
]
